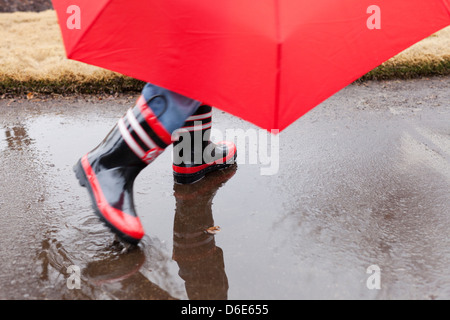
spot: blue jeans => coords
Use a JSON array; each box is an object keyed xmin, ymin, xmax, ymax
[{"xmin": 142, "ymin": 83, "xmax": 202, "ymax": 134}]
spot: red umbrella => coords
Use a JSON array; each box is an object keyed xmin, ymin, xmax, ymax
[{"xmin": 52, "ymin": 0, "xmax": 450, "ymax": 131}]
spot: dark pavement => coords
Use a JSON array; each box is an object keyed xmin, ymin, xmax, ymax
[{"xmin": 0, "ymin": 77, "xmax": 449, "ymax": 299}]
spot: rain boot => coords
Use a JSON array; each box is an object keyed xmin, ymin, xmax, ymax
[
  {"xmin": 172, "ymin": 105, "xmax": 237, "ymax": 184},
  {"xmin": 74, "ymin": 92, "xmax": 192, "ymax": 245}
]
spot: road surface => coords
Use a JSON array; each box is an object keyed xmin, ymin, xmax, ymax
[{"xmin": 0, "ymin": 77, "xmax": 449, "ymax": 299}]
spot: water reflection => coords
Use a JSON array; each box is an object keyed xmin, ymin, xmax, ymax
[
  {"xmin": 172, "ymin": 165, "xmax": 237, "ymax": 300},
  {"xmin": 0, "ymin": 128, "xmax": 5, "ymax": 152},
  {"xmin": 83, "ymin": 244, "xmax": 176, "ymax": 300},
  {"xmin": 46, "ymin": 165, "xmax": 237, "ymax": 300},
  {"xmin": 4, "ymin": 125, "xmax": 33, "ymax": 151}
]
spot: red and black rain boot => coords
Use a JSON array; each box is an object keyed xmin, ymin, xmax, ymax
[
  {"xmin": 74, "ymin": 95, "xmax": 173, "ymax": 245},
  {"xmin": 172, "ymin": 105, "xmax": 237, "ymax": 184}
]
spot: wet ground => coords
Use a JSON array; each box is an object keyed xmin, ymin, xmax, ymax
[{"xmin": 0, "ymin": 77, "xmax": 449, "ymax": 300}]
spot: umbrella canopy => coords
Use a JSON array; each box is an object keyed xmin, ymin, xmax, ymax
[{"xmin": 52, "ymin": 0, "xmax": 450, "ymax": 131}]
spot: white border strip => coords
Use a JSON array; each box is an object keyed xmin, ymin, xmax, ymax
[
  {"xmin": 182, "ymin": 122, "xmax": 212, "ymax": 132},
  {"xmin": 186, "ymin": 111, "xmax": 213, "ymax": 122},
  {"xmin": 126, "ymin": 108, "xmax": 157, "ymax": 150},
  {"xmin": 118, "ymin": 117, "xmax": 147, "ymax": 161}
]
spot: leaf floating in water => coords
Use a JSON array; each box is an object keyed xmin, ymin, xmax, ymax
[{"xmin": 205, "ymin": 226, "xmax": 221, "ymax": 235}]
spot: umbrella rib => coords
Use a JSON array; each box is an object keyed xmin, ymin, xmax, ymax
[
  {"xmin": 68, "ymin": 0, "xmax": 111, "ymax": 59},
  {"xmin": 273, "ymin": 0, "xmax": 282, "ymax": 129},
  {"xmin": 442, "ymin": 0, "xmax": 450, "ymax": 18}
]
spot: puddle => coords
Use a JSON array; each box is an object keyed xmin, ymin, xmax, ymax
[
  {"xmin": 0, "ymin": 127, "xmax": 5, "ymax": 152},
  {"xmin": 0, "ymin": 78, "xmax": 449, "ymax": 299}
]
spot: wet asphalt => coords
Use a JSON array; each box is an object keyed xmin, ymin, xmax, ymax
[{"xmin": 0, "ymin": 77, "xmax": 449, "ymax": 300}]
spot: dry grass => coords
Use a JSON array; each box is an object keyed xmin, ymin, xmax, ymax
[
  {"xmin": 362, "ymin": 26, "xmax": 450, "ymax": 80},
  {"xmin": 0, "ymin": 10, "xmax": 142, "ymax": 94},
  {"xmin": 0, "ymin": 10, "xmax": 449, "ymax": 94}
]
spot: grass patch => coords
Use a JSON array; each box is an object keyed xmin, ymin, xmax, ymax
[
  {"xmin": 361, "ymin": 27, "xmax": 450, "ymax": 80},
  {"xmin": 0, "ymin": 10, "xmax": 449, "ymax": 95},
  {"xmin": 0, "ymin": 10, "xmax": 141, "ymax": 95},
  {"xmin": 0, "ymin": 76, "xmax": 145, "ymax": 95},
  {"xmin": 361, "ymin": 59, "xmax": 450, "ymax": 80}
]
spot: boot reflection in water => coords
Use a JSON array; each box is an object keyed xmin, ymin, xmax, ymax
[
  {"xmin": 83, "ymin": 244, "xmax": 177, "ymax": 300},
  {"xmin": 172, "ymin": 166, "xmax": 236, "ymax": 300},
  {"xmin": 74, "ymin": 83, "xmax": 237, "ymax": 244}
]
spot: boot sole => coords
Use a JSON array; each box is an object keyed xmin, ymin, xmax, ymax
[
  {"xmin": 173, "ymin": 149, "xmax": 237, "ymax": 184},
  {"xmin": 73, "ymin": 159, "xmax": 141, "ymax": 245},
  {"xmin": 173, "ymin": 163, "xmax": 231, "ymax": 184}
]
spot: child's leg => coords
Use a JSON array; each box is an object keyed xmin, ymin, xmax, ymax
[
  {"xmin": 74, "ymin": 83, "xmax": 202, "ymax": 244},
  {"xmin": 141, "ymin": 83, "xmax": 201, "ymax": 135},
  {"xmin": 172, "ymin": 105, "xmax": 237, "ymax": 184}
]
